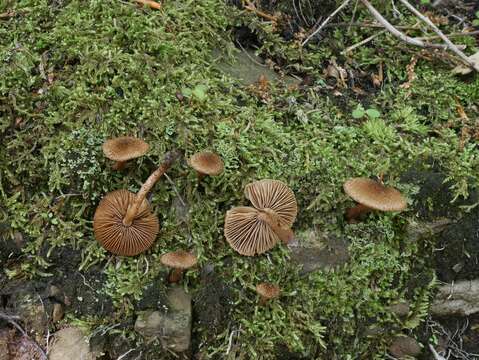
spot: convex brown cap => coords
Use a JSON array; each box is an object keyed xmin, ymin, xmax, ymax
[
  {"xmin": 256, "ymin": 283, "xmax": 280, "ymax": 299},
  {"xmin": 160, "ymin": 250, "xmax": 198, "ymax": 269},
  {"xmin": 343, "ymin": 178, "xmax": 407, "ymax": 211},
  {"xmin": 224, "ymin": 207, "xmax": 279, "ymax": 256},
  {"xmin": 93, "ymin": 189, "xmax": 159, "ymax": 256},
  {"xmin": 187, "ymin": 151, "xmax": 224, "ymax": 176},
  {"xmin": 244, "ymin": 179, "xmax": 297, "ymax": 226},
  {"xmin": 102, "ymin": 136, "xmax": 149, "ymax": 162}
]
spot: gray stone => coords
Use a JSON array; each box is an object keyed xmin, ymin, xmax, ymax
[
  {"xmin": 388, "ymin": 302, "xmax": 410, "ymax": 318},
  {"xmin": 431, "ymin": 279, "xmax": 479, "ymax": 316},
  {"xmin": 49, "ymin": 327, "xmax": 96, "ymax": 360},
  {"xmin": 290, "ymin": 231, "xmax": 350, "ymax": 273},
  {"xmin": 213, "ymin": 48, "xmax": 300, "ymax": 86},
  {"xmin": 389, "ymin": 336, "xmax": 421, "ymax": 359},
  {"xmin": 405, "ymin": 219, "xmax": 452, "ymax": 242},
  {"xmin": 135, "ymin": 286, "xmax": 192, "ymax": 352}
]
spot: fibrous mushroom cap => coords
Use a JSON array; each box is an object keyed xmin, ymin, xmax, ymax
[
  {"xmin": 244, "ymin": 179, "xmax": 297, "ymax": 226},
  {"xmin": 256, "ymin": 283, "xmax": 280, "ymax": 299},
  {"xmin": 93, "ymin": 189, "xmax": 159, "ymax": 256},
  {"xmin": 187, "ymin": 151, "xmax": 224, "ymax": 175},
  {"xmin": 102, "ymin": 136, "xmax": 149, "ymax": 162},
  {"xmin": 224, "ymin": 207, "xmax": 279, "ymax": 256},
  {"xmin": 160, "ymin": 250, "xmax": 198, "ymax": 269},
  {"xmin": 343, "ymin": 177, "xmax": 407, "ymax": 212}
]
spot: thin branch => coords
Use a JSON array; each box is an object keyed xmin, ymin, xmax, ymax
[
  {"xmin": 360, "ymin": 0, "xmax": 447, "ymax": 49},
  {"xmin": 415, "ymin": 30, "xmax": 479, "ymax": 41},
  {"xmin": 398, "ymin": 0, "xmax": 479, "ymax": 71},
  {"xmin": 0, "ymin": 312, "xmax": 47, "ymax": 360},
  {"xmin": 342, "ymin": 30, "xmax": 386, "ymax": 54},
  {"xmin": 302, "ymin": 0, "xmax": 353, "ymax": 46}
]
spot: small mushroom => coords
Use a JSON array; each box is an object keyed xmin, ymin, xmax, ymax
[
  {"xmin": 187, "ymin": 151, "xmax": 224, "ymax": 180},
  {"xmin": 93, "ymin": 189, "xmax": 159, "ymax": 256},
  {"xmin": 93, "ymin": 150, "xmax": 180, "ymax": 256},
  {"xmin": 343, "ymin": 177, "xmax": 407, "ymax": 222},
  {"xmin": 102, "ymin": 136, "xmax": 149, "ymax": 170},
  {"xmin": 160, "ymin": 250, "xmax": 198, "ymax": 283},
  {"xmin": 255, "ymin": 283, "xmax": 280, "ymax": 305}
]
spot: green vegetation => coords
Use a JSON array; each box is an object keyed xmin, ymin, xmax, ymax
[{"xmin": 1, "ymin": 0, "xmax": 479, "ymax": 358}]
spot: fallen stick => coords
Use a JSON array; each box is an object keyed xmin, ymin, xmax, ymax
[
  {"xmin": 360, "ymin": 0, "xmax": 447, "ymax": 49},
  {"xmin": 134, "ymin": 0, "xmax": 161, "ymax": 10},
  {"xmin": 342, "ymin": 30, "xmax": 386, "ymax": 54},
  {"xmin": 415, "ymin": 30, "xmax": 479, "ymax": 41},
  {"xmin": 244, "ymin": 2, "xmax": 277, "ymax": 22},
  {"xmin": 302, "ymin": 0, "xmax": 353, "ymax": 46},
  {"xmin": 0, "ymin": 312, "xmax": 47, "ymax": 360},
  {"xmin": 398, "ymin": 0, "xmax": 479, "ymax": 72}
]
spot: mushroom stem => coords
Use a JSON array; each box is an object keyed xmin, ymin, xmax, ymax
[
  {"xmin": 168, "ymin": 268, "xmax": 184, "ymax": 283},
  {"xmin": 112, "ymin": 161, "xmax": 127, "ymax": 170},
  {"xmin": 345, "ymin": 203, "xmax": 372, "ymax": 222},
  {"xmin": 123, "ymin": 150, "xmax": 181, "ymax": 226},
  {"xmin": 259, "ymin": 296, "xmax": 268, "ymax": 305},
  {"xmin": 258, "ymin": 208, "xmax": 294, "ymax": 244},
  {"xmin": 197, "ymin": 172, "xmax": 205, "ymax": 182}
]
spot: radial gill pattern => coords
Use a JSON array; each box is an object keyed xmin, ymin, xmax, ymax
[
  {"xmin": 93, "ymin": 189, "xmax": 159, "ymax": 256},
  {"xmin": 244, "ymin": 179, "xmax": 298, "ymax": 226},
  {"xmin": 224, "ymin": 207, "xmax": 279, "ymax": 256}
]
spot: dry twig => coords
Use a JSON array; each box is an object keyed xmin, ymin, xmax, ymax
[
  {"xmin": 302, "ymin": 0, "xmax": 353, "ymax": 46},
  {"xmin": 360, "ymin": 0, "xmax": 447, "ymax": 49},
  {"xmin": 398, "ymin": 0, "xmax": 479, "ymax": 72},
  {"xmin": 0, "ymin": 312, "xmax": 47, "ymax": 360},
  {"xmin": 134, "ymin": 0, "xmax": 161, "ymax": 10}
]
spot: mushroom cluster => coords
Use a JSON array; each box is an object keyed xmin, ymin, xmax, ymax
[
  {"xmin": 224, "ymin": 179, "xmax": 297, "ymax": 256},
  {"xmin": 92, "ymin": 135, "xmax": 408, "ymax": 310}
]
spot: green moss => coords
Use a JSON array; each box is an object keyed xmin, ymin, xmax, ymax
[{"xmin": 1, "ymin": 0, "xmax": 479, "ymax": 358}]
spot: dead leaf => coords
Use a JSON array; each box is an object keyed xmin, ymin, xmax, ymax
[
  {"xmin": 352, "ymin": 86, "xmax": 366, "ymax": 95},
  {"xmin": 400, "ymin": 56, "xmax": 418, "ymax": 89},
  {"xmin": 452, "ymin": 51, "xmax": 479, "ymax": 75},
  {"xmin": 135, "ymin": 0, "xmax": 161, "ymax": 10},
  {"xmin": 324, "ymin": 60, "xmax": 348, "ymax": 88}
]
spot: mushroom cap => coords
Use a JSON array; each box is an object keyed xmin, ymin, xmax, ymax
[
  {"xmin": 244, "ymin": 179, "xmax": 297, "ymax": 226},
  {"xmin": 187, "ymin": 151, "xmax": 224, "ymax": 176},
  {"xmin": 224, "ymin": 206, "xmax": 280, "ymax": 256},
  {"xmin": 160, "ymin": 250, "xmax": 198, "ymax": 269},
  {"xmin": 102, "ymin": 136, "xmax": 149, "ymax": 162},
  {"xmin": 256, "ymin": 283, "xmax": 280, "ymax": 299},
  {"xmin": 343, "ymin": 177, "xmax": 407, "ymax": 212},
  {"xmin": 93, "ymin": 189, "xmax": 159, "ymax": 256}
]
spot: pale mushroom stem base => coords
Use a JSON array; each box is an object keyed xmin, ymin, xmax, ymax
[
  {"xmin": 112, "ymin": 161, "xmax": 127, "ymax": 170},
  {"xmin": 168, "ymin": 268, "xmax": 184, "ymax": 283},
  {"xmin": 346, "ymin": 203, "xmax": 372, "ymax": 222},
  {"xmin": 123, "ymin": 150, "xmax": 181, "ymax": 226},
  {"xmin": 259, "ymin": 209, "xmax": 294, "ymax": 244}
]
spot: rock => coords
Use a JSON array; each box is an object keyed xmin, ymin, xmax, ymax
[
  {"xmin": 290, "ymin": 231, "xmax": 349, "ymax": 273},
  {"xmin": 389, "ymin": 302, "xmax": 410, "ymax": 318},
  {"xmin": 405, "ymin": 219, "xmax": 451, "ymax": 242},
  {"xmin": 135, "ymin": 286, "xmax": 192, "ymax": 352},
  {"xmin": 389, "ymin": 336, "xmax": 421, "ymax": 359},
  {"xmin": 49, "ymin": 327, "xmax": 95, "ymax": 360},
  {"xmin": 431, "ymin": 280, "xmax": 479, "ymax": 316},
  {"xmin": 213, "ymin": 48, "xmax": 300, "ymax": 86}
]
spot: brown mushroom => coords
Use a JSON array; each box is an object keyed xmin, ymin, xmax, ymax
[
  {"xmin": 93, "ymin": 150, "xmax": 180, "ymax": 256},
  {"xmin": 343, "ymin": 177, "xmax": 407, "ymax": 222},
  {"xmin": 187, "ymin": 151, "xmax": 224, "ymax": 180},
  {"xmin": 93, "ymin": 189, "xmax": 159, "ymax": 256},
  {"xmin": 160, "ymin": 250, "xmax": 198, "ymax": 283},
  {"xmin": 244, "ymin": 179, "xmax": 297, "ymax": 243},
  {"xmin": 255, "ymin": 283, "xmax": 280, "ymax": 305},
  {"xmin": 102, "ymin": 136, "xmax": 149, "ymax": 170}
]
